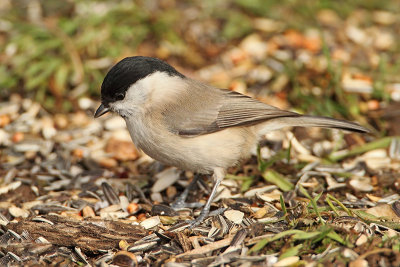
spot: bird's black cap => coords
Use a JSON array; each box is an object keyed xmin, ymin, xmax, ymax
[{"xmin": 101, "ymin": 56, "xmax": 185, "ymax": 103}]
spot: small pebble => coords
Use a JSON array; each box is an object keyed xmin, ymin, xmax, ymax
[
  {"xmin": 349, "ymin": 259, "xmax": 368, "ymax": 267},
  {"xmin": 82, "ymin": 206, "xmax": 95, "ymax": 218},
  {"xmin": 253, "ymin": 207, "xmax": 268, "ymax": 219},
  {"xmin": 224, "ymin": 210, "xmax": 244, "ymax": 224},
  {"xmin": 12, "ymin": 132, "xmax": 24, "ymax": 143},
  {"xmin": 98, "ymin": 157, "xmax": 118, "ymax": 168},
  {"xmin": 73, "ymin": 148, "xmax": 85, "ymax": 159},
  {"xmin": 54, "ymin": 114, "xmax": 69, "ymax": 129},
  {"xmin": 25, "ymin": 151, "xmax": 37, "ymax": 160},
  {"xmin": 349, "ymin": 178, "xmax": 373, "ymax": 192},
  {"xmin": 150, "ymin": 192, "xmax": 163, "ymax": 203},
  {"xmin": 0, "ymin": 114, "xmax": 11, "ymax": 127},
  {"xmin": 372, "ymin": 10, "xmax": 396, "ymax": 25},
  {"xmin": 112, "ymin": 251, "xmax": 138, "ymax": 266},
  {"xmin": 273, "ymin": 256, "xmax": 300, "ymax": 267},
  {"xmin": 41, "ymin": 117, "xmax": 57, "ymax": 140},
  {"xmin": 355, "ymin": 234, "xmax": 368, "ymax": 246},
  {"xmin": 342, "ymin": 248, "xmax": 358, "ymax": 260},
  {"xmin": 151, "ymin": 167, "xmax": 180, "ymax": 193},
  {"xmin": 9, "ymin": 206, "xmax": 29, "ymax": 218},
  {"xmin": 140, "ymin": 216, "xmax": 160, "ymax": 229},
  {"xmin": 78, "ymin": 97, "xmax": 94, "ymax": 110},
  {"xmin": 119, "ymin": 240, "xmax": 130, "ymax": 251},
  {"xmin": 106, "ymin": 137, "xmax": 139, "ymax": 161},
  {"xmin": 127, "ymin": 203, "xmax": 139, "ymax": 214},
  {"xmin": 386, "ymin": 229, "xmax": 398, "ymax": 238},
  {"xmin": 166, "ymin": 186, "xmax": 177, "ymax": 199}
]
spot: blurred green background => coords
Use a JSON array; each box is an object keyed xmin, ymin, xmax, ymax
[{"xmin": 0, "ymin": 0, "xmax": 399, "ymax": 131}]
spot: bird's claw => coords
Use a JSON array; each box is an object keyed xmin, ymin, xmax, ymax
[
  {"xmin": 171, "ymin": 201, "xmax": 204, "ymax": 210},
  {"xmin": 187, "ymin": 208, "xmax": 210, "ymax": 229}
]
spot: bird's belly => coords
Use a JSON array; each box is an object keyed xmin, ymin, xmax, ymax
[{"xmin": 125, "ymin": 118, "xmax": 257, "ymax": 173}]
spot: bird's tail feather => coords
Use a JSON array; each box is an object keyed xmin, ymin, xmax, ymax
[{"xmin": 256, "ymin": 115, "xmax": 370, "ymax": 136}]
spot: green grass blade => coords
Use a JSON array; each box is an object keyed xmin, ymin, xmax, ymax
[
  {"xmin": 280, "ymin": 194, "xmax": 287, "ymax": 216},
  {"xmin": 279, "ymin": 244, "xmax": 303, "ymax": 260},
  {"xmin": 262, "ymin": 170, "xmax": 294, "ymax": 192},
  {"xmin": 328, "ymin": 137, "xmax": 393, "ymax": 162},
  {"xmin": 299, "ymin": 185, "xmax": 325, "ymax": 225},
  {"xmin": 326, "ymin": 194, "xmax": 352, "ymax": 216}
]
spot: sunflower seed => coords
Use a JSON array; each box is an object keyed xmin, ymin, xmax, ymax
[{"xmin": 128, "ymin": 241, "xmax": 158, "ymax": 252}]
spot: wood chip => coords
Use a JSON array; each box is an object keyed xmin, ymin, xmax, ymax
[
  {"xmin": 176, "ymin": 236, "xmax": 233, "ymax": 258},
  {"xmin": 7, "ymin": 214, "xmax": 147, "ymax": 251}
]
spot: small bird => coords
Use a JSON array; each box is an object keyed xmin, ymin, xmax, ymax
[{"xmin": 95, "ymin": 56, "xmax": 369, "ymax": 226}]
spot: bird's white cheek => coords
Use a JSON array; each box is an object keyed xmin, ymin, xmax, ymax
[
  {"xmin": 109, "ymin": 86, "xmax": 148, "ymax": 117},
  {"xmin": 125, "ymin": 82, "xmax": 149, "ymax": 104},
  {"xmin": 109, "ymin": 101, "xmax": 134, "ymax": 117}
]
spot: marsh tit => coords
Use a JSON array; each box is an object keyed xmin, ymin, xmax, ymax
[{"xmin": 95, "ymin": 56, "xmax": 369, "ymax": 226}]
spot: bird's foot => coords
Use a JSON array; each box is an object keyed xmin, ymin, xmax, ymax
[
  {"xmin": 187, "ymin": 209, "xmax": 209, "ymax": 229},
  {"xmin": 187, "ymin": 207, "xmax": 227, "ymax": 228},
  {"xmin": 171, "ymin": 174, "xmax": 203, "ymax": 210},
  {"xmin": 171, "ymin": 200, "xmax": 204, "ymax": 210}
]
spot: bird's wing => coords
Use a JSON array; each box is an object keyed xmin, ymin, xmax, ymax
[
  {"xmin": 216, "ymin": 90, "xmax": 299, "ymax": 129},
  {"xmin": 162, "ymin": 81, "xmax": 299, "ymax": 137}
]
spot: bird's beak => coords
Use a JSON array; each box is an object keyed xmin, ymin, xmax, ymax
[{"xmin": 94, "ymin": 103, "xmax": 110, "ymax": 118}]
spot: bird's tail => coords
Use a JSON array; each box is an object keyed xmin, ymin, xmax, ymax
[{"xmin": 256, "ymin": 115, "xmax": 370, "ymax": 136}]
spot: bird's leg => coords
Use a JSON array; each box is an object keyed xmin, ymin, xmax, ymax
[
  {"xmin": 171, "ymin": 174, "xmax": 203, "ymax": 209},
  {"xmin": 189, "ymin": 168, "xmax": 225, "ymax": 228}
]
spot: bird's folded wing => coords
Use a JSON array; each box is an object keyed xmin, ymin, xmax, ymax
[
  {"xmin": 216, "ymin": 90, "xmax": 299, "ymax": 128},
  {"xmin": 162, "ymin": 85, "xmax": 299, "ymax": 137}
]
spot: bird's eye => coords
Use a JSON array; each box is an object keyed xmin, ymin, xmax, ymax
[{"xmin": 115, "ymin": 93, "xmax": 125, "ymax": 101}]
